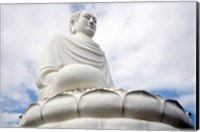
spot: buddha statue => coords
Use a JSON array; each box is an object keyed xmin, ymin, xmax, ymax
[
  {"xmin": 19, "ymin": 10, "xmax": 194, "ymax": 130},
  {"xmin": 36, "ymin": 10, "xmax": 114, "ymax": 101}
]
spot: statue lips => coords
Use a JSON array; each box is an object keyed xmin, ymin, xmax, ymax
[
  {"xmin": 87, "ymin": 24, "xmax": 95, "ymax": 29},
  {"xmin": 87, "ymin": 24, "xmax": 96, "ymax": 33}
]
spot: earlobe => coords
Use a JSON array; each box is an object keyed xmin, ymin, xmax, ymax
[
  {"xmin": 71, "ymin": 27, "xmax": 76, "ymax": 34},
  {"xmin": 72, "ymin": 29, "xmax": 76, "ymax": 34}
]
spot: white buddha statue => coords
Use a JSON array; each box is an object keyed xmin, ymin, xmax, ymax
[
  {"xmin": 20, "ymin": 10, "xmax": 194, "ymax": 130},
  {"xmin": 36, "ymin": 10, "xmax": 114, "ymax": 101}
]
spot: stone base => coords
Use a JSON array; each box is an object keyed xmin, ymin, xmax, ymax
[
  {"xmin": 39, "ymin": 117, "xmax": 179, "ymax": 130},
  {"xmin": 19, "ymin": 88, "xmax": 194, "ymax": 130}
]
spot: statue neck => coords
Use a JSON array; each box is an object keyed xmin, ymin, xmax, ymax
[{"xmin": 72, "ymin": 32, "xmax": 95, "ymax": 43}]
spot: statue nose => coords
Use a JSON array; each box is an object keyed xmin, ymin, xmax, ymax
[
  {"xmin": 89, "ymin": 21, "xmax": 94, "ymax": 25},
  {"xmin": 89, "ymin": 20, "xmax": 94, "ymax": 25},
  {"xmin": 89, "ymin": 18, "xmax": 95, "ymax": 25}
]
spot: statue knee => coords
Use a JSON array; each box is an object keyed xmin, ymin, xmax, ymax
[{"xmin": 50, "ymin": 64, "xmax": 107, "ymax": 95}]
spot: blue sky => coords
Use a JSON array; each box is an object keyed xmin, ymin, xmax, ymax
[{"xmin": 1, "ymin": 2, "xmax": 197, "ymax": 128}]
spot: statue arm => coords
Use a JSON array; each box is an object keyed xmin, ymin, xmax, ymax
[
  {"xmin": 35, "ymin": 65, "xmax": 63, "ymax": 89},
  {"xmin": 36, "ymin": 34, "xmax": 67, "ymax": 89}
]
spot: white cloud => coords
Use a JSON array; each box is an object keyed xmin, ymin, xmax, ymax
[
  {"xmin": 1, "ymin": 4, "xmax": 73, "ymax": 116},
  {"xmin": 91, "ymin": 2, "xmax": 196, "ymax": 92},
  {"xmin": 1, "ymin": 112, "xmax": 22, "ymax": 127}
]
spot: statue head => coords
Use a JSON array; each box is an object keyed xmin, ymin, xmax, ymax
[{"xmin": 69, "ymin": 10, "xmax": 97, "ymax": 38}]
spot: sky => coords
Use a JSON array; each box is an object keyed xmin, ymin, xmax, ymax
[{"xmin": 1, "ymin": 2, "xmax": 197, "ymax": 128}]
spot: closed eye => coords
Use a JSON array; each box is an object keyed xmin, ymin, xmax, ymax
[
  {"xmin": 82, "ymin": 14, "xmax": 97, "ymax": 23},
  {"xmin": 83, "ymin": 15, "xmax": 90, "ymax": 20}
]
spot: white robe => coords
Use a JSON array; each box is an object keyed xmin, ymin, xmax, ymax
[{"xmin": 36, "ymin": 34, "xmax": 114, "ymax": 99}]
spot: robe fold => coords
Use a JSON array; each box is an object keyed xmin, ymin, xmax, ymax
[{"xmin": 36, "ymin": 34, "xmax": 114, "ymax": 93}]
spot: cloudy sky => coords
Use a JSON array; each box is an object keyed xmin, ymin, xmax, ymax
[{"xmin": 1, "ymin": 2, "xmax": 197, "ymax": 128}]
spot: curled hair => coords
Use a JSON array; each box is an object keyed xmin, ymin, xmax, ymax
[{"xmin": 69, "ymin": 10, "xmax": 83, "ymax": 34}]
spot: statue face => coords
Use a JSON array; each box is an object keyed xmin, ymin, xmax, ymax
[{"xmin": 73, "ymin": 11, "xmax": 97, "ymax": 38}]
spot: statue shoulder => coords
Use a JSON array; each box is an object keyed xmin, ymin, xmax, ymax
[
  {"xmin": 48, "ymin": 34, "xmax": 72, "ymax": 46},
  {"xmin": 51, "ymin": 34, "xmax": 68, "ymax": 41}
]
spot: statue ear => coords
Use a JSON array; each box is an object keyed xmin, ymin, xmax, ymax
[{"xmin": 71, "ymin": 25, "xmax": 76, "ymax": 34}]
